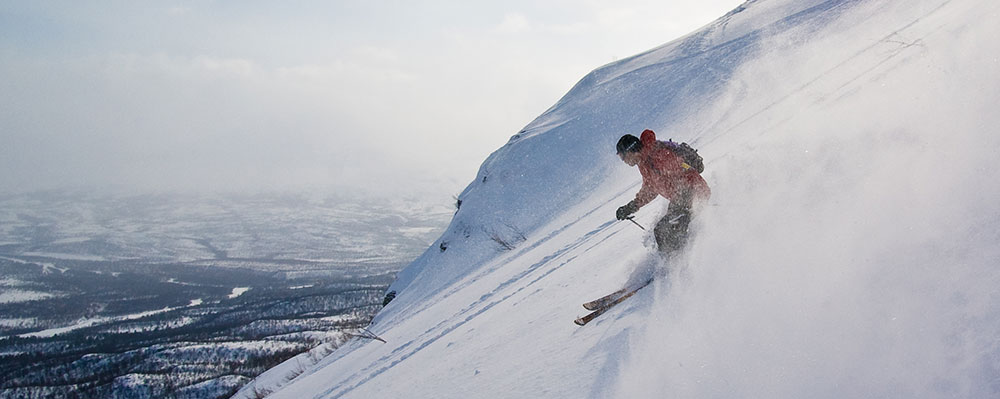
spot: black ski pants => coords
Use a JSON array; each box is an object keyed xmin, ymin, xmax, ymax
[{"xmin": 654, "ymin": 188, "xmax": 694, "ymax": 256}]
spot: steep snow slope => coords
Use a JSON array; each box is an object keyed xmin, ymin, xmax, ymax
[{"xmin": 241, "ymin": 0, "xmax": 1000, "ymax": 397}]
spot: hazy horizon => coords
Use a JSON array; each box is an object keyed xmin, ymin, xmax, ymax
[{"xmin": 1, "ymin": 1, "xmax": 744, "ymax": 197}]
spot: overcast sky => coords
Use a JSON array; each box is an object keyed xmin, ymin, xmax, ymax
[{"xmin": 0, "ymin": 1, "xmax": 744, "ymax": 197}]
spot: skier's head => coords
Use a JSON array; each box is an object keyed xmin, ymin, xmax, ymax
[
  {"xmin": 616, "ymin": 134, "xmax": 642, "ymax": 166},
  {"xmin": 616, "ymin": 134, "xmax": 641, "ymax": 155}
]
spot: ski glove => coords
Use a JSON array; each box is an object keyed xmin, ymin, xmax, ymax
[{"xmin": 616, "ymin": 201, "xmax": 639, "ymax": 220}]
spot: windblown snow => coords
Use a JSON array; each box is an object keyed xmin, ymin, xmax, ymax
[{"xmin": 239, "ymin": 0, "xmax": 1000, "ymax": 397}]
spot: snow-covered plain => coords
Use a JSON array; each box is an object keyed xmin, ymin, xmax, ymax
[
  {"xmin": 246, "ymin": 0, "xmax": 1000, "ymax": 397},
  {"xmin": 16, "ymin": 299, "xmax": 202, "ymax": 339},
  {"xmin": 0, "ymin": 192, "xmax": 451, "ymax": 267}
]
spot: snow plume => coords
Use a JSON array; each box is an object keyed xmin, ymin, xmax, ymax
[
  {"xmin": 623, "ymin": 0, "xmax": 1000, "ymax": 397},
  {"xmin": 252, "ymin": 0, "xmax": 1000, "ymax": 397}
]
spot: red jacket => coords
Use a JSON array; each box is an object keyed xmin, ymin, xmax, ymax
[{"xmin": 633, "ymin": 129, "xmax": 711, "ymax": 208}]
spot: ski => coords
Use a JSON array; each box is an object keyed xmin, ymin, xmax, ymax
[
  {"xmin": 582, "ymin": 277, "xmax": 653, "ymax": 311},
  {"xmin": 574, "ymin": 289, "xmax": 638, "ymax": 326},
  {"xmin": 574, "ymin": 279, "xmax": 653, "ymax": 326},
  {"xmin": 582, "ymin": 288, "xmax": 629, "ymax": 311}
]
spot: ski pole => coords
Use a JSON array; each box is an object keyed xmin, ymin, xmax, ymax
[{"xmin": 625, "ymin": 217, "xmax": 646, "ymax": 231}]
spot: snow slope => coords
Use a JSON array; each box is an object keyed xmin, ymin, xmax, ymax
[{"xmin": 240, "ymin": 0, "xmax": 1000, "ymax": 397}]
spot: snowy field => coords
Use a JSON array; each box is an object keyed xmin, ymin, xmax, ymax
[{"xmin": 0, "ymin": 191, "xmax": 452, "ymax": 266}]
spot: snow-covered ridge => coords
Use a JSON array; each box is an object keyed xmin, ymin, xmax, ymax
[{"xmin": 246, "ymin": 0, "xmax": 1000, "ymax": 397}]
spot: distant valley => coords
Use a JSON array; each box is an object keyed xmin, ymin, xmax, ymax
[{"xmin": 0, "ymin": 191, "xmax": 452, "ymax": 398}]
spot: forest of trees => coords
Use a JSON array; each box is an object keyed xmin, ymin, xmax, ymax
[{"xmin": 0, "ymin": 274, "xmax": 390, "ymax": 399}]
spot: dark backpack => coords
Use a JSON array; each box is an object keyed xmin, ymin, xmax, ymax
[{"xmin": 662, "ymin": 140, "xmax": 704, "ymax": 173}]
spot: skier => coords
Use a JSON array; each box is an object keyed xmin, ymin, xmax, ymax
[
  {"xmin": 615, "ymin": 129, "xmax": 710, "ymax": 257},
  {"xmin": 576, "ymin": 129, "xmax": 712, "ymax": 326}
]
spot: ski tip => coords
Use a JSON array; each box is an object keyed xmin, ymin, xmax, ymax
[{"xmin": 573, "ymin": 318, "xmax": 588, "ymax": 326}]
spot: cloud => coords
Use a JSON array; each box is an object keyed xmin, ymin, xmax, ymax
[
  {"xmin": 0, "ymin": 1, "xmax": 748, "ymax": 196},
  {"xmin": 194, "ymin": 56, "xmax": 256, "ymax": 77},
  {"xmin": 167, "ymin": 6, "xmax": 193, "ymax": 17},
  {"xmin": 496, "ymin": 13, "xmax": 531, "ymax": 34}
]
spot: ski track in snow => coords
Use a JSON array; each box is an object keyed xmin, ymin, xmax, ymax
[
  {"xmin": 705, "ymin": 0, "xmax": 957, "ymax": 149},
  {"xmin": 318, "ymin": 215, "xmax": 626, "ymax": 398},
  {"xmin": 388, "ymin": 184, "xmax": 636, "ymax": 325}
]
